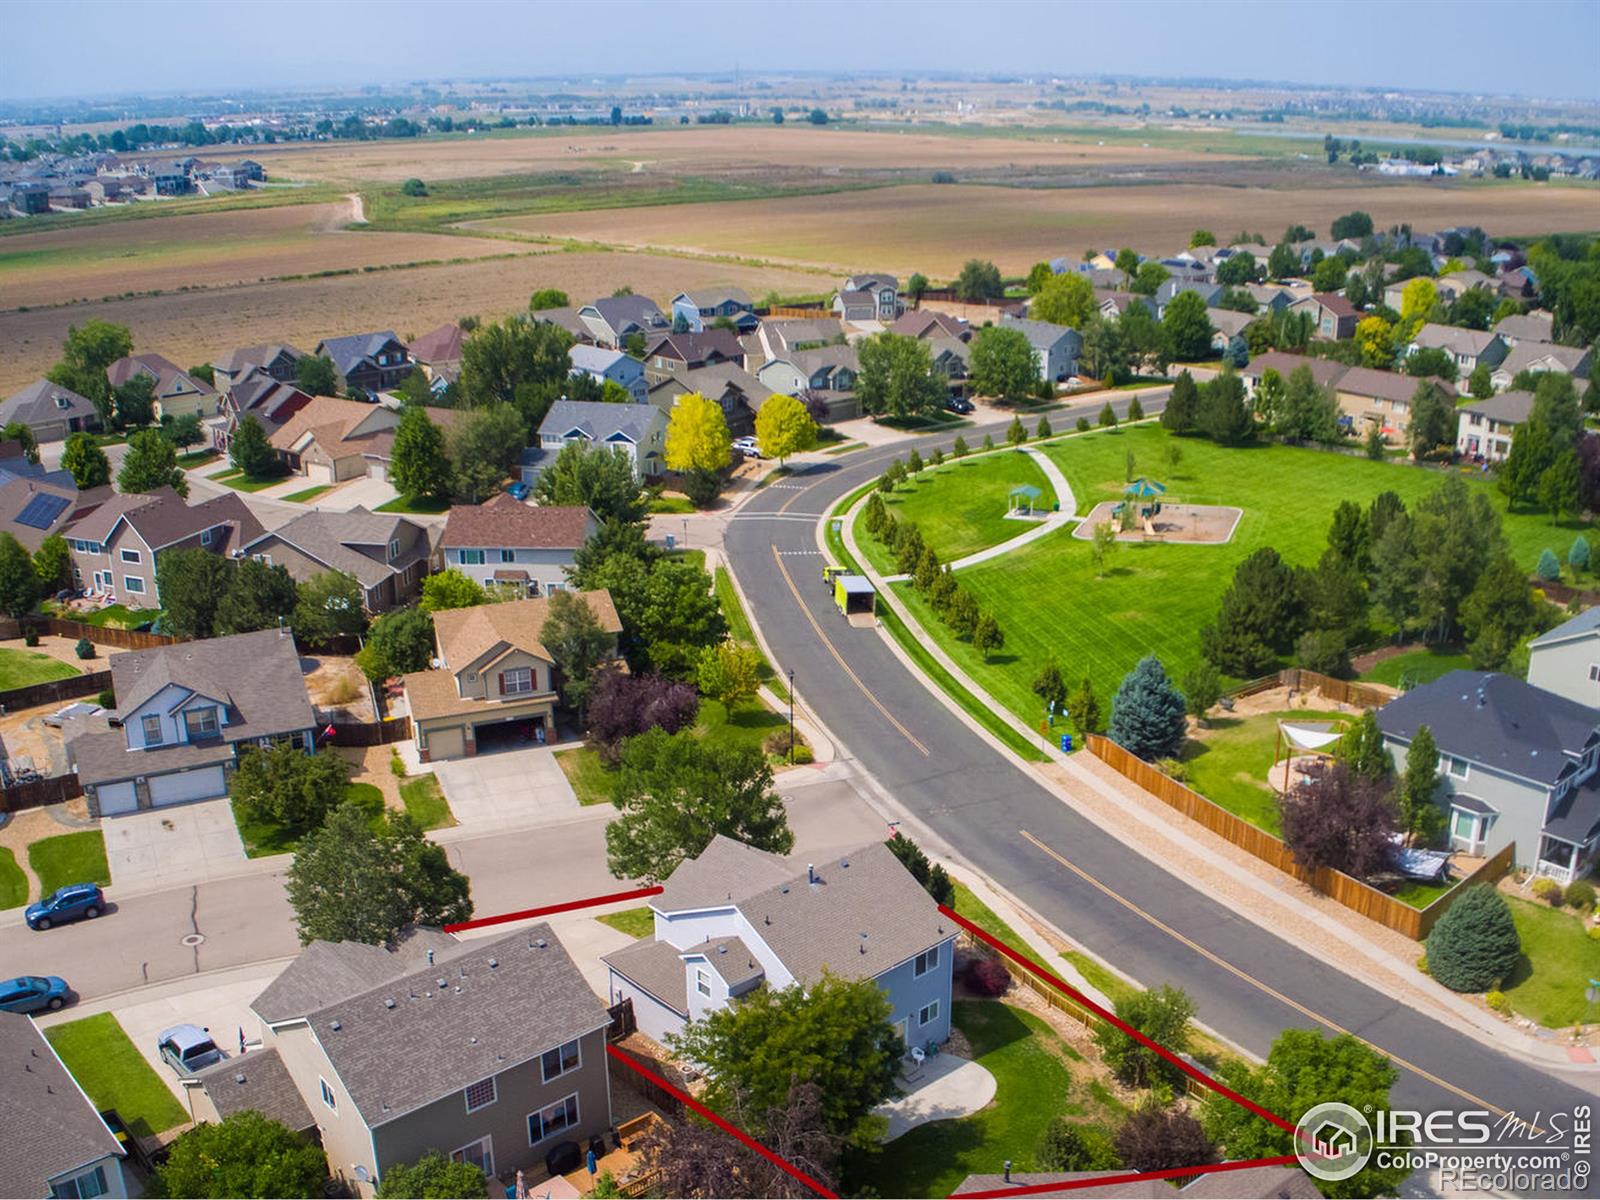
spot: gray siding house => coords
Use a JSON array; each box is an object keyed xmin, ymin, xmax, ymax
[
  {"xmin": 569, "ymin": 344, "xmax": 648, "ymax": 403},
  {"xmin": 531, "ymin": 401, "xmax": 666, "ymax": 483},
  {"xmin": 999, "ymin": 315, "xmax": 1082, "ymax": 382},
  {"xmin": 1529, "ymin": 608, "xmax": 1600, "ymax": 709},
  {"xmin": 438, "ymin": 495, "xmax": 598, "ymax": 596},
  {"xmin": 604, "ymin": 837, "xmax": 955, "ymax": 1053},
  {"xmin": 1376, "ymin": 670, "xmax": 1600, "ymax": 884}
]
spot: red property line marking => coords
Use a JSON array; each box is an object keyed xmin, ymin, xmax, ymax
[
  {"xmin": 938, "ymin": 903, "xmax": 1297, "ymax": 1136},
  {"xmin": 606, "ymin": 1042, "xmax": 839, "ymax": 1200},
  {"xmin": 954, "ymin": 1155, "xmax": 1301, "ymax": 1199},
  {"xmin": 444, "ymin": 885, "xmax": 663, "ymax": 933}
]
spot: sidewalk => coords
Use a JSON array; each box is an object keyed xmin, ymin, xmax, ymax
[
  {"xmin": 831, "ymin": 483, "xmax": 1600, "ymax": 1076},
  {"xmin": 945, "ymin": 445, "xmax": 1079, "ymax": 572}
]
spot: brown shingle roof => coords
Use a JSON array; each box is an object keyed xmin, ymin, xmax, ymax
[
  {"xmin": 433, "ymin": 589, "xmax": 621, "ymax": 671},
  {"xmin": 440, "ymin": 494, "xmax": 595, "ymax": 550},
  {"xmin": 66, "ymin": 486, "xmax": 263, "ymax": 553},
  {"xmin": 1337, "ymin": 366, "xmax": 1457, "ymax": 404},
  {"xmin": 196, "ymin": 1047, "xmax": 314, "ymax": 1132},
  {"xmin": 1240, "ymin": 352, "xmax": 1347, "ymax": 389},
  {"xmin": 408, "ymin": 324, "xmax": 467, "ymax": 366}
]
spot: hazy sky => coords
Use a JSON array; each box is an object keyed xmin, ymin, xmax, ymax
[{"xmin": 4, "ymin": 0, "xmax": 1598, "ymax": 104}]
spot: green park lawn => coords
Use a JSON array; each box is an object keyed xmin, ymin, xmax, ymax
[
  {"xmin": 399, "ymin": 775, "xmax": 455, "ymax": 830},
  {"xmin": 282, "ymin": 484, "xmax": 333, "ymax": 504},
  {"xmin": 865, "ymin": 424, "xmax": 1586, "ymax": 734},
  {"xmin": 596, "ymin": 906, "xmax": 655, "ymax": 938},
  {"xmin": 647, "ymin": 494, "xmax": 696, "ymax": 514},
  {"xmin": 175, "ymin": 449, "xmax": 218, "ymax": 467},
  {"xmin": 214, "ymin": 470, "xmax": 290, "ymax": 493},
  {"xmin": 1501, "ymin": 895, "xmax": 1600, "ymax": 1028},
  {"xmin": 846, "ymin": 1000, "xmax": 1125, "ymax": 1198},
  {"xmin": 0, "ymin": 848, "xmax": 27, "ymax": 908},
  {"xmin": 29, "ymin": 831, "xmax": 109, "ymax": 896},
  {"xmin": 233, "ymin": 782, "xmax": 384, "ymax": 858},
  {"xmin": 1180, "ymin": 709, "xmax": 1347, "ymax": 836},
  {"xmin": 0, "ymin": 648, "xmax": 79, "ymax": 690},
  {"xmin": 864, "ymin": 449, "xmax": 1053, "ymax": 574},
  {"xmin": 45, "ymin": 1014, "xmax": 187, "ymax": 1139},
  {"xmin": 1359, "ymin": 646, "xmax": 1474, "ymax": 690}
]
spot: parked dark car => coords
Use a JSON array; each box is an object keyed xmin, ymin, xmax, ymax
[
  {"xmin": 0, "ymin": 975, "xmax": 70, "ymax": 1013},
  {"xmin": 24, "ymin": 883, "xmax": 105, "ymax": 930},
  {"xmin": 945, "ymin": 396, "xmax": 974, "ymax": 414},
  {"xmin": 157, "ymin": 1024, "xmax": 224, "ymax": 1076}
]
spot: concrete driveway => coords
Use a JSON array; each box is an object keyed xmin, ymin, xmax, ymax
[
  {"xmin": 312, "ymin": 475, "xmax": 397, "ymax": 512},
  {"xmin": 103, "ymin": 799, "xmax": 249, "ymax": 893},
  {"xmin": 432, "ymin": 745, "xmax": 578, "ymax": 831}
]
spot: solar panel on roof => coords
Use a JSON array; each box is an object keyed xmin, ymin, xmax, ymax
[{"xmin": 15, "ymin": 492, "xmax": 70, "ymax": 530}]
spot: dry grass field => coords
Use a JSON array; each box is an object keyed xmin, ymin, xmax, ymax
[
  {"xmin": 205, "ymin": 125, "xmax": 1233, "ymax": 184},
  {"xmin": 0, "ymin": 250, "xmax": 827, "ymax": 391},
  {"xmin": 0, "ymin": 200, "xmax": 536, "ymax": 309},
  {"xmin": 477, "ymin": 180, "xmax": 1600, "ymax": 276}
]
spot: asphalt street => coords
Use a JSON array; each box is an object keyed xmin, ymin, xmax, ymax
[{"xmin": 723, "ymin": 393, "xmax": 1600, "ymax": 1136}]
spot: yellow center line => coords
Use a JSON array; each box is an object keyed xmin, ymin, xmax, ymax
[
  {"xmin": 1020, "ymin": 829, "xmax": 1524, "ymax": 1124},
  {"xmin": 770, "ymin": 546, "xmax": 929, "ymax": 757}
]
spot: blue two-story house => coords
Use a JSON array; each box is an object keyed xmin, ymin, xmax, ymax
[
  {"xmin": 670, "ymin": 288, "xmax": 758, "ymax": 334},
  {"xmin": 604, "ymin": 837, "xmax": 955, "ymax": 1052},
  {"xmin": 569, "ymin": 344, "xmax": 648, "ymax": 403},
  {"xmin": 63, "ymin": 628, "xmax": 317, "ymax": 817}
]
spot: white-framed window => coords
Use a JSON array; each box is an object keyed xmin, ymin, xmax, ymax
[
  {"xmin": 547, "ymin": 581, "xmax": 566, "ymax": 593},
  {"xmin": 451, "ymin": 1136, "xmax": 493, "ymax": 1176},
  {"xmin": 918, "ymin": 1000, "xmax": 940, "ymax": 1027},
  {"xmin": 388, "ymin": 539, "xmax": 400, "ymax": 560},
  {"xmin": 123, "ymin": 576, "xmax": 145, "ymax": 594},
  {"xmin": 48, "ymin": 1165, "xmax": 107, "ymax": 1199},
  {"xmin": 501, "ymin": 549, "xmax": 516, "ymax": 563},
  {"xmin": 528, "ymin": 1094, "xmax": 579, "ymax": 1144},
  {"xmin": 319, "ymin": 1077, "xmax": 337, "ymax": 1111},
  {"xmin": 913, "ymin": 946, "xmax": 939, "ymax": 978},
  {"xmin": 1443, "ymin": 755, "xmax": 1469, "ymax": 780},
  {"xmin": 1589, "ymin": 663, "xmax": 1600, "ymax": 683},
  {"xmin": 464, "ymin": 1076, "xmax": 497, "ymax": 1113},
  {"xmin": 696, "ymin": 968, "xmax": 712, "ymax": 998},
  {"xmin": 141, "ymin": 714, "xmax": 163, "ymax": 745},
  {"xmin": 541, "ymin": 1038, "xmax": 580, "ymax": 1082},
  {"xmin": 119, "ymin": 548, "xmax": 141, "ymax": 563},
  {"xmin": 185, "ymin": 707, "xmax": 218, "ymax": 739},
  {"xmin": 501, "ymin": 667, "xmax": 533, "ymax": 697},
  {"xmin": 460, "ymin": 549, "xmax": 485, "ymax": 565}
]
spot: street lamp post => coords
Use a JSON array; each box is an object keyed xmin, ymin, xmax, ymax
[{"xmin": 788, "ymin": 668, "xmax": 796, "ymax": 764}]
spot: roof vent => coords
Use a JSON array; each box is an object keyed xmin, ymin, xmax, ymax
[
  {"xmin": 384, "ymin": 998, "xmax": 395, "ymax": 1010},
  {"xmin": 859, "ymin": 932, "xmax": 868, "ymax": 954},
  {"xmin": 780, "ymin": 885, "xmax": 789, "ymax": 895},
  {"xmin": 764, "ymin": 914, "xmax": 771, "ymax": 925},
  {"xmin": 718, "ymin": 944, "xmax": 728, "ymax": 955},
  {"xmin": 536, "ymin": 937, "xmax": 548, "ymax": 949},
  {"xmin": 426, "ymin": 949, "xmax": 435, "ymax": 966},
  {"xmin": 235, "ymin": 1073, "xmax": 246, "ymax": 1085},
  {"xmin": 807, "ymin": 863, "xmax": 816, "ymax": 885},
  {"xmin": 841, "ymin": 859, "xmax": 850, "ymax": 868},
  {"xmin": 459, "ymin": 966, "xmax": 467, "ymax": 978},
  {"xmin": 330, "ymin": 1020, "xmax": 341, "ymax": 1031},
  {"xmin": 488, "ymin": 957, "xmax": 499, "ymax": 969},
  {"xmin": 437, "ymin": 977, "xmax": 448, "ymax": 989}
]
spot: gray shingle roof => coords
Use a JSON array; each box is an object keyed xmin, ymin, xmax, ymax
[
  {"xmin": 1411, "ymin": 323, "xmax": 1500, "ymax": 356},
  {"xmin": 0, "ymin": 1011, "xmax": 124, "ymax": 1197},
  {"xmin": 0, "ymin": 379, "xmax": 97, "ymax": 428},
  {"xmin": 1458, "ymin": 389, "xmax": 1535, "ymax": 427},
  {"xmin": 253, "ymin": 928, "xmax": 462, "ymax": 1024},
  {"xmin": 196, "ymin": 1047, "xmax": 315, "ymax": 1131},
  {"xmin": 691, "ymin": 935, "xmax": 763, "ymax": 988},
  {"xmin": 540, "ymin": 400, "xmax": 663, "ymax": 445},
  {"xmin": 1376, "ymin": 670, "xmax": 1598, "ymax": 787},
  {"xmin": 244, "ymin": 507, "xmax": 429, "ymax": 590},
  {"xmin": 280, "ymin": 924, "xmax": 609, "ymax": 1127},
  {"xmin": 999, "ymin": 315, "xmax": 1080, "ymax": 354},
  {"xmin": 1531, "ymin": 606, "xmax": 1600, "ymax": 648},
  {"xmin": 317, "ymin": 331, "xmax": 404, "ymax": 377},
  {"xmin": 603, "ymin": 937, "xmax": 688, "ymax": 1016},
  {"xmin": 1542, "ymin": 778, "xmax": 1600, "ymax": 844}
]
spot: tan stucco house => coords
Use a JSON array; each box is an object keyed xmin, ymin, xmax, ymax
[{"xmin": 404, "ymin": 590, "xmax": 621, "ymax": 762}]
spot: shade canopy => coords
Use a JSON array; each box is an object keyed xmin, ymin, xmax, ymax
[
  {"xmin": 1008, "ymin": 484, "xmax": 1043, "ymax": 499},
  {"xmin": 1125, "ymin": 477, "xmax": 1168, "ymax": 499},
  {"xmin": 1280, "ymin": 720, "xmax": 1342, "ymax": 752}
]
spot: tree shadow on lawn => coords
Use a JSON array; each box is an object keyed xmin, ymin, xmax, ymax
[
  {"xmin": 1499, "ymin": 953, "xmax": 1535, "ymax": 992},
  {"xmin": 976, "ymin": 652, "xmax": 1021, "ymax": 668}
]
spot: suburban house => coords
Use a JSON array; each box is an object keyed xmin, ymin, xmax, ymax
[
  {"xmin": 1238, "ymin": 351, "xmax": 1347, "ymax": 400},
  {"xmin": 1376, "ymin": 670, "xmax": 1600, "ymax": 885},
  {"xmin": 106, "ymin": 352, "xmax": 220, "ymax": 421},
  {"xmin": 670, "ymin": 287, "xmax": 757, "ymax": 333},
  {"xmin": 212, "ymin": 343, "xmax": 306, "ymax": 389},
  {"xmin": 1242, "ymin": 283, "xmax": 1296, "ymax": 315},
  {"xmin": 1333, "ymin": 366, "xmax": 1456, "ymax": 443},
  {"xmin": 0, "ymin": 378, "xmax": 99, "ymax": 442},
  {"xmin": 647, "ymin": 364, "xmax": 773, "ymax": 434},
  {"xmin": 240, "ymin": 508, "xmax": 434, "ymax": 613},
  {"xmin": 952, "ymin": 1163, "xmax": 1320, "ymax": 1199},
  {"xmin": 1096, "ymin": 291, "xmax": 1157, "ymax": 321},
  {"xmin": 604, "ymin": 837, "xmax": 956, "ymax": 1050},
  {"xmin": 998, "ymin": 314, "xmax": 1081, "ymax": 382},
  {"xmin": 1528, "ymin": 608, "xmax": 1600, "ymax": 708},
  {"xmin": 530, "ymin": 400, "xmax": 666, "ymax": 484},
  {"xmin": 403, "ymin": 590, "xmax": 620, "ymax": 760},
  {"xmin": 754, "ymin": 344, "xmax": 860, "ymax": 401},
  {"xmin": 1491, "ymin": 341, "xmax": 1592, "ymax": 392},
  {"xmin": 1491, "ymin": 311, "xmax": 1556, "ymax": 347},
  {"xmin": 531, "ymin": 307, "xmax": 593, "ymax": 343},
  {"xmin": 65, "ymin": 487, "xmax": 264, "ymax": 608},
  {"xmin": 194, "ymin": 1044, "xmax": 315, "ymax": 1138},
  {"xmin": 1456, "ymin": 390, "xmax": 1534, "ymax": 462},
  {"xmin": 1498, "ymin": 266, "xmax": 1539, "ymax": 301},
  {"xmin": 269, "ymin": 396, "xmax": 460, "ymax": 484},
  {"xmin": 888, "ymin": 310, "xmax": 969, "ymax": 341},
  {"xmin": 65, "ymin": 627, "xmax": 317, "ymax": 816},
  {"xmin": 235, "ymin": 923, "xmax": 612, "ymax": 1197},
  {"xmin": 577, "ymin": 296, "xmax": 668, "ymax": 349},
  {"xmin": 0, "ymin": 456, "xmax": 110, "ymax": 553},
  {"xmin": 1288, "ymin": 292, "xmax": 1360, "ymax": 340},
  {"xmin": 217, "ymin": 368, "xmax": 313, "ymax": 449},
  {"xmin": 569, "ymin": 344, "xmax": 648, "ymax": 402},
  {"xmin": 315, "ymin": 332, "xmax": 413, "ymax": 395},
  {"xmin": 1153, "ymin": 281, "xmax": 1222, "ymax": 316},
  {"xmin": 758, "ymin": 318, "xmax": 850, "ymax": 360},
  {"xmin": 0, "ymin": 1010, "xmax": 130, "ymax": 1200},
  {"xmin": 1406, "ymin": 324, "xmax": 1508, "ymax": 374},
  {"xmin": 832, "ymin": 273, "xmax": 902, "ymax": 323},
  {"xmin": 408, "ymin": 324, "xmax": 468, "ymax": 394},
  {"xmin": 438, "ymin": 495, "xmax": 597, "ymax": 597},
  {"xmin": 927, "ymin": 334, "xmax": 971, "ymax": 392},
  {"xmin": 1207, "ymin": 308, "xmax": 1254, "ymax": 352},
  {"xmin": 642, "ymin": 329, "xmax": 745, "ymax": 379}
]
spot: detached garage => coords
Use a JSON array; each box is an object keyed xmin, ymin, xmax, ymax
[{"xmin": 148, "ymin": 765, "xmax": 228, "ymax": 806}]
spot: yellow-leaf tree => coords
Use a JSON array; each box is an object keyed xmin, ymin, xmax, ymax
[
  {"xmin": 665, "ymin": 391, "xmax": 732, "ymax": 507},
  {"xmin": 754, "ymin": 393, "xmax": 818, "ymax": 465}
]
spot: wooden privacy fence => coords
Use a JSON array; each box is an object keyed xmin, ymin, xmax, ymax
[
  {"xmin": 1279, "ymin": 668, "xmax": 1391, "ymax": 711},
  {"xmin": 1, "ymin": 773, "xmax": 82, "ymax": 814},
  {"xmin": 322, "ymin": 718, "xmax": 413, "ymax": 747},
  {"xmin": 0, "ymin": 670, "xmax": 111, "ymax": 713},
  {"xmin": 763, "ymin": 304, "xmax": 829, "ymax": 318},
  {"xmin": 8, "ymin": 617, "xmax": 178, "ymax": 651},
  {"xmin": 1085, "ymin": 734, "xmax": 1510, "ymax": 941}
]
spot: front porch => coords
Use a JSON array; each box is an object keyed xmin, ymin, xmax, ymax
[{"xmin": 1533, "ymin": 833, "xmax": 1599, "ymax": 887}]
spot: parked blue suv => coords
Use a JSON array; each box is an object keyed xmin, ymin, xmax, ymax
[
  {"xmin": 0, "ymin": 975, "xmax": 70, "ymax": 1013},
  {"xmin": 25, "ymin": 883, "xmax": 105, "ymax": 931}
]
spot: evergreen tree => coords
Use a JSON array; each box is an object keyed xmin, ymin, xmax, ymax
[
  {"xmin": 1535, "ymin": 547, "xmax": 1562, "ymax": 582},
  {"xmin": 389, "ymin": 405, "xmax": 451, "ymax": 500},
  {"xmin": 1570, "ymin": 535, "xmax": 1592, "ymax": 574},
  {"xmin": 1395, "ymin": 724, "xmax": 1446, "ymax": 844},
  {"xmin": 228, "ymin": 414, "xmax": 276, "ymax": 478},
  {"xmin": 1463, "ymin": 555, "xmax": 1540, "ymax": 669},
  {"xmin": 1067, "ymin": 677, "xmax": 1102, "ymax": 735},
  {"xmin": 60, "ymin": 432, "xmax": 110, "ymax": 488},
  {"xmin": 0, "ymin": 533, "xmax": 42, "ymax": 618},
  {"xmin": 1181, "ymin": 662, "xmax": 1221, "ymax": 721},
  {"xmin": 1337, "ymin": 711, "xmax": 1392, "ymax": 780},
  {"xmin": 1107, "ymin": 656, "xmax": 1187, "ymax": 760},
  {"xmin": 1007, "ymin": 415, "xmax": 1026, "ymax": 447},
  {"xmin": 1127, "ymin": 395, "xmax": 1144, "ymax": 421},
  {"xmin": 119, "ymin": 428, "xmax": 187, "ymax": 496},
  {"xmin": 1425, "ymin": 885, "xmax": 1522, "ymax": 992},
  {"xmin": 1200, "ymin": 547, "xmax": 1306, "ymax": 675},
  {"xmin": 1198, "ymin": 368, "xmax": 1253, "ymax": 445}
]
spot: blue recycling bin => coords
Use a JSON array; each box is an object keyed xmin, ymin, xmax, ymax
[{"xmin": 1060, "ymin": 733, "xmax": 1073, "ymax": 753}]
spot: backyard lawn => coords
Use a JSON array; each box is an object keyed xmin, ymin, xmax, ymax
[
  {"xmin": 1180, "ymin": 709, "xmax": 1347, "ymax": 836},
  {"xmin": 375, "ymin": 493, "xmax": 452, "ymax": 514},
  {"xmin": 45, "ymin": 1014, "xmax": 187, "ymax": 1139},
  {"xmin": 0, "ymin": 847, "xmax": 26, "ymax": 908},
  {"xmin": 846, "ymin": 1000, "xmax": 1124, "ymax": 1198},
  {"xmin": 1501, "ymin": 895, "xmax": 1600, "ymax": 1028},
  {"xmin": 399, "ymin": 775, "xmax": 455, "ymax": 830},
  {"xmin": 1359, "ymin": 646, "xmax": 1473, "ymax": 690},
  {"xmin": 52, "ymin": 603, "xmax": 158, "ymax": 630},
  {"xmin": 862, "ymin": 449, "xmax": 1053, "ymax": 574},
  {"xmin": 0, "ymin": 647, "xmax": 79, "ymax": 690},
  {"xmin": 865, "ymin": 425, "xmax": 1585, "ymax": 734},
  {"xmin": 29, "ymin": 831, "xmax": 110, "ymax": 896},
  {"xmin": 596, "ymin": 906, "xmax": 655, "ymax": 938},
  {"xmin": 555, "ymin": 746, "xmax": 613, "ymax": 807},
  {"xmin": 233, "ymin": 782, "xmax": 384, "ymax": 857}
]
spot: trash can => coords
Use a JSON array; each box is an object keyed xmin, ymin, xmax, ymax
[{"xmin": 1060, "ymin": 733, "xmax": 1073, "ymax": 753}]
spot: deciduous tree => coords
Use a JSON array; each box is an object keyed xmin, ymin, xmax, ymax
[
  {"xmin": 755, "ymin": 392, "xmax": 819, "ymax": 464},
  {"xmin": 118, "ymin": 428, "xmax": 186, "ymax": 496},
  {"xmin": 1114, "ymin": 1109, "xmax": 1217, "ymax": 1177},
  {"xmin": 228, "ymin": 413, "xmax": 277, "ymax": 478},
  {"xmin": 1092, "ymin": 984, "xmax": 1195, "ymax": 1088},
  {"xmin": 389, "ymin": 405, "xmax": 451, "ymax": 501},
  {"xmin": 1278, "ymin": 760, "xmax": 1398, "ymax": 878},
  {"xmin": 541, "ymin": 590, "xmax": 612, "ymax": 720},
  {"xmin": 697, "ymin": 641, "xmax": 762, "ymax": 708},
  {"xmin": 155, "ymin": 549, "xmax": 235, "ymax": 639},
  {"xmin": 232, "ymin": 744, "xmax": 350, "ymax": 834},
  {"xmin": 153, "ymin": 1111, "xmax": 328, "ymax": 1199},
  {"xmin": 534, "ymin": 439, "xmax": 647, "ymax": 525},
  {"xmin": 420, "ymin": 568, "xmax": 488, "ymax": 612},
  {"xmin": 953, "ymin": 258, "xmax": 1004, "ymax": 301},
  {"xmin": 375, "ymin": 1151, "xmax": 486, "ymax": 1199},
  {"xmin": 0, "ymin": 533, "xmax": 42, "ymax": 618},
  {"xmin": 295, "ymin": 354, "xmax": 338, "ymax": 397},
  {"xmin": 355, "ymin": 606, "xmax": 436, "ymax": 680},
  {"xmin": 292, "ymin": 570, "xmax": 367, "ymax": 643},
  {"xmin": 968, "ymin": 326, "xmax": 1038, "ymax": 404},
  {"xmin": 1030, "ymin": 272, "xmax": 1095, "ymax": 328},
  {"xmin": 447, "ymin": 403, "xmax": 527, "ymax": 503},
  {"xmin": 60, "ymin": 432, "xmax": 110, "ymax": 488},
  {"xmin": 32, "ymin": 535, "xmax": 72, "ymax": 593},
  {"xmin": 215, "ymin": 557, "xmax": 298, "ymax": 635}
]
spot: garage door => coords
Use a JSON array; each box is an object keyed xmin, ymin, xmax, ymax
[
  {"xmin": 306, "ymin": 462, "xmax": 333, "ymax": 485},
  {"xmin": 367, "ymin": 459, "xmax": 388, "ymax": 480},
  {"xmin": 96, "ymin": 781, "xmax": 137, "ymax": 816},
  {"xmin": 147, "ymin": 766, "xmax": 228, "ymax": 807},
  {"xmin": 426, "ymin": 726, "xmax": 465, "ymax": 762}
]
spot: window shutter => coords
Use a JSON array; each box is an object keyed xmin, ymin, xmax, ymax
[{"xmin": 498, "ymin": 673, "xmax": 506, "ymax": 696}]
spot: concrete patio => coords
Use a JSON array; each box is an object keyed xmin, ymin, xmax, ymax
[{"xmin": 875, "ymin": 1051, "xmax": 996, "ymax": 1141}]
